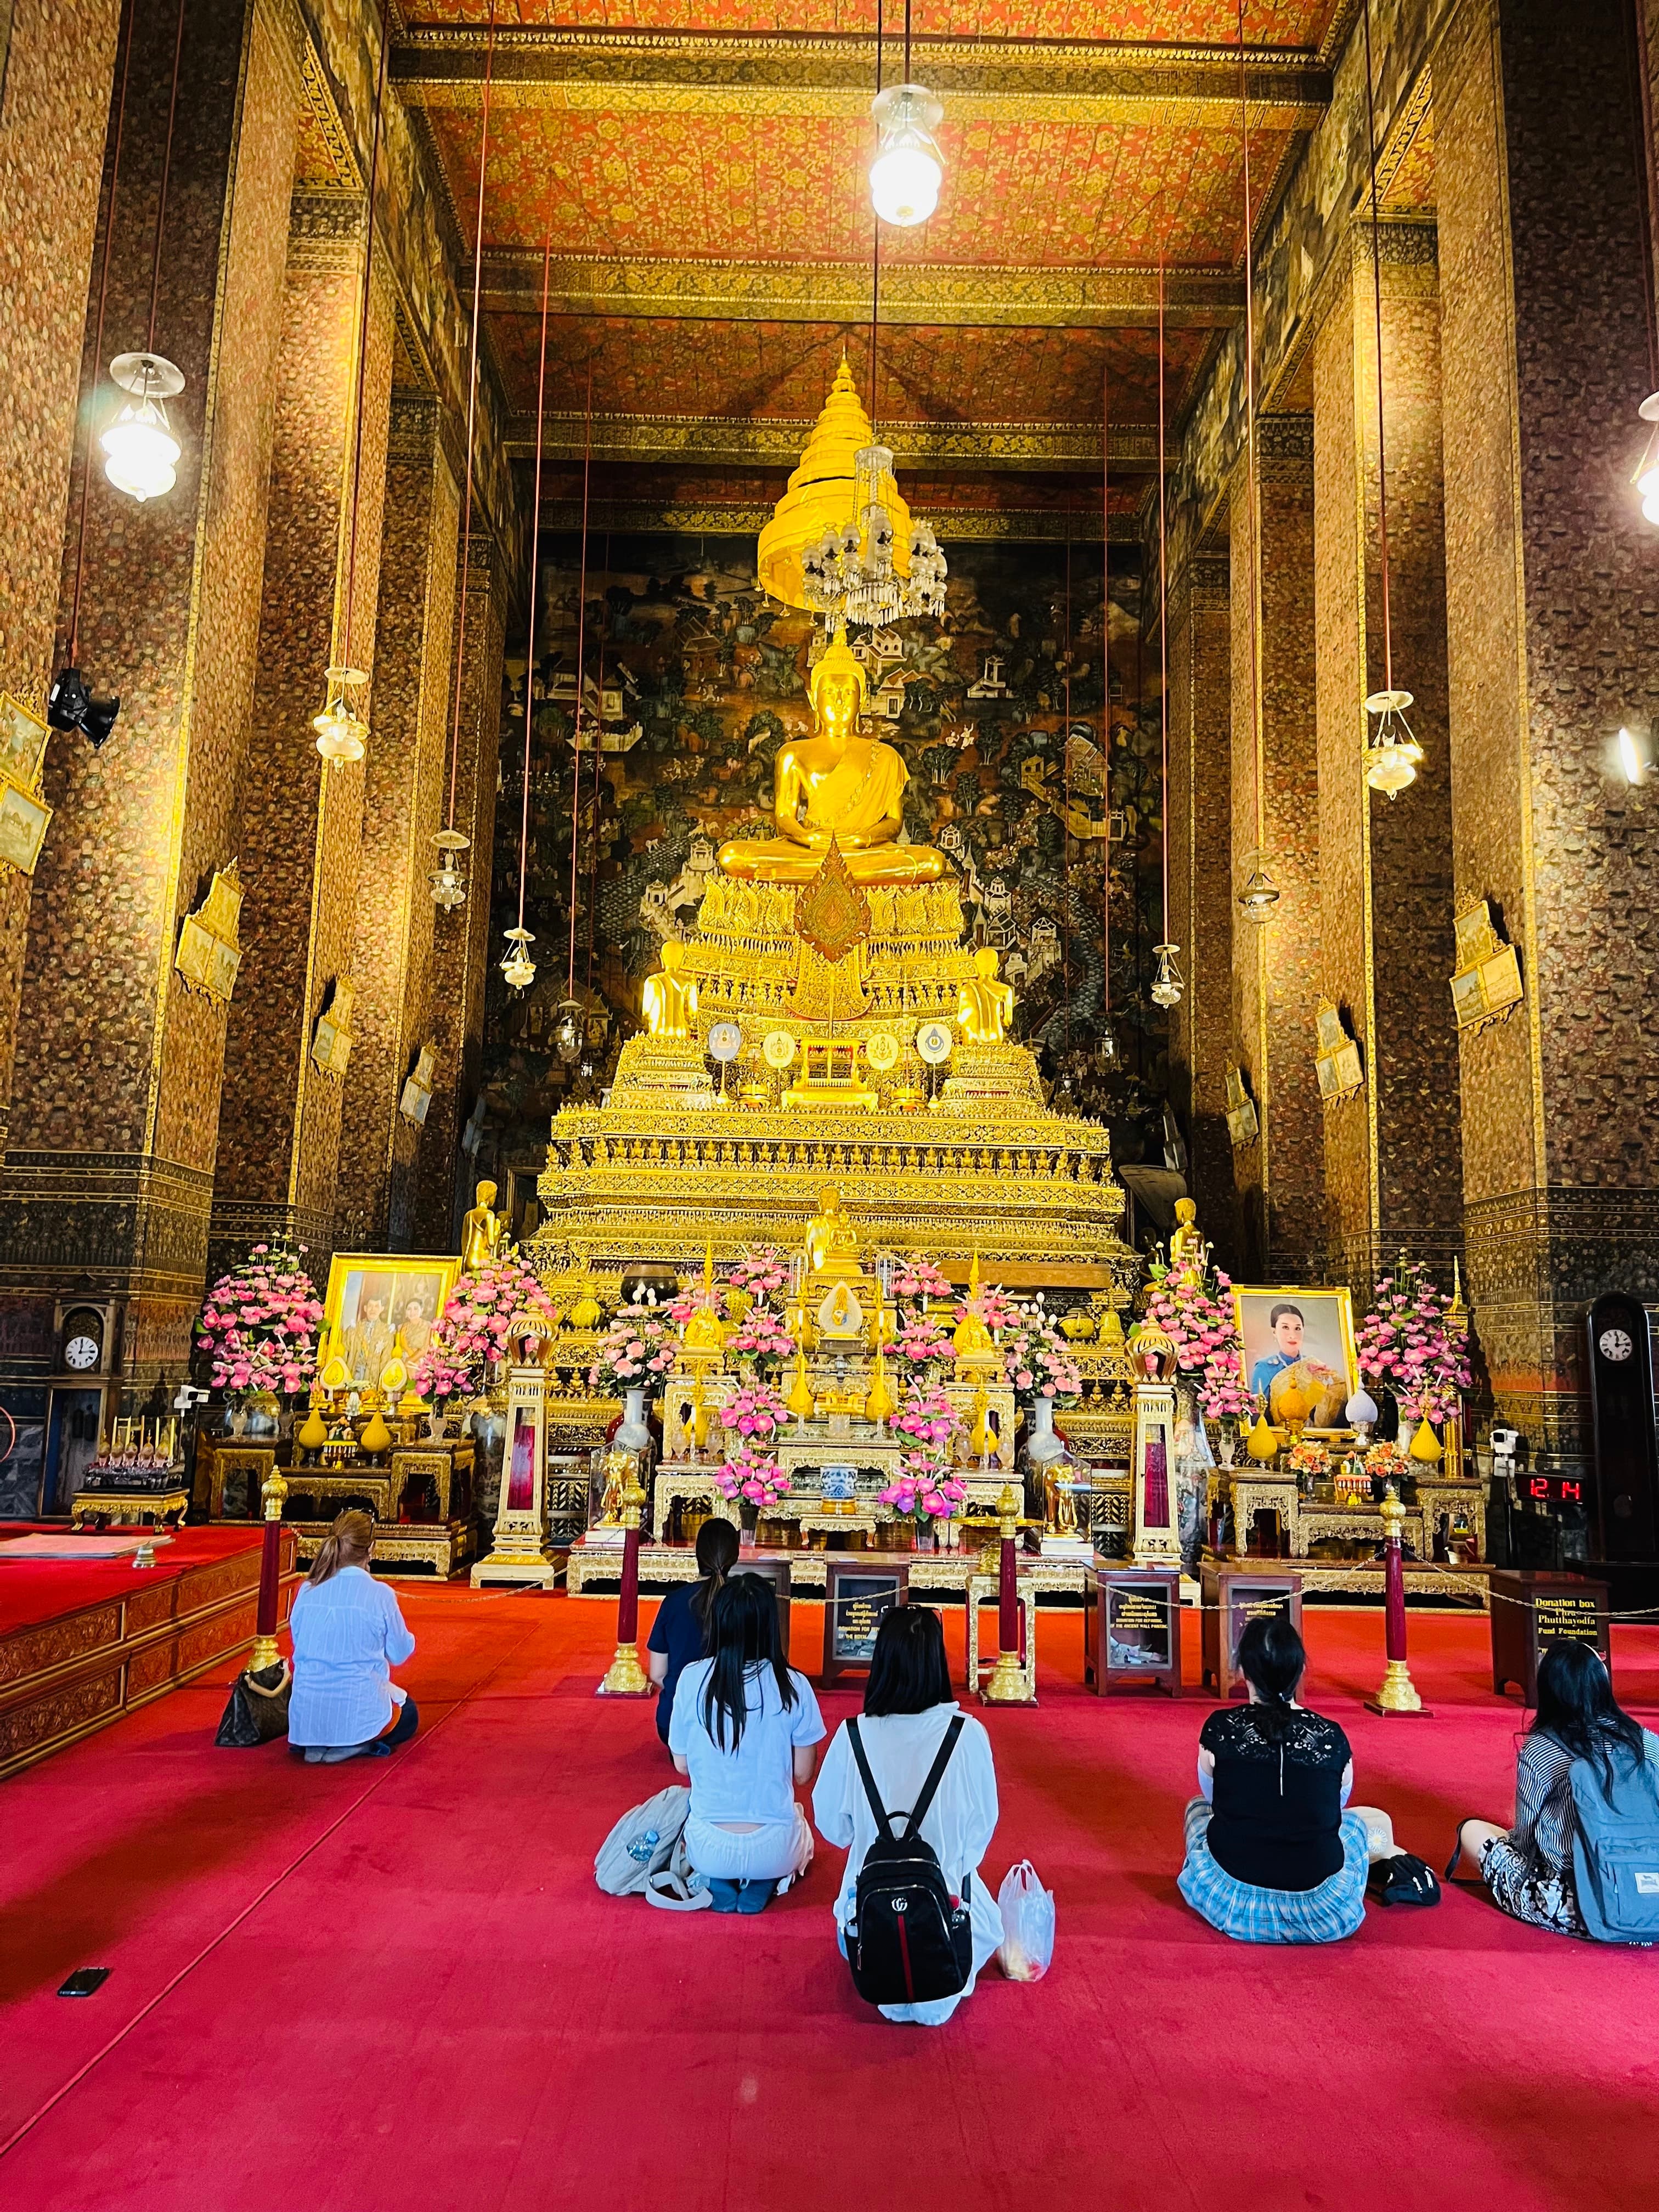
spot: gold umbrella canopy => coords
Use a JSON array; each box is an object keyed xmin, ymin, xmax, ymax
[{"xmin": 757, "ymin": 358, "xmax": 913, "ymax": 613}]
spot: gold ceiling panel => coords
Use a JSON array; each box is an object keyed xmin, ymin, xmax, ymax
[
  {"xmin": 532, "ymin": 499, "xmax": 1143, "ymax": 544},
  {"xmin": 505, "ymin": 413, "xmax": 1172, "ymax": 472}
]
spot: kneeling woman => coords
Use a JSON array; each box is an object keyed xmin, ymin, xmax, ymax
[
  {"xmin": 813, "ymin": 1605, "xmax": 1003, "ymax": 2024},
  {"xmin": 1180, "ymin": 1616, "xmax": 1393, "ymax": 1943},
  {"xmin": 669, "ymin": 1573, "xmax": 826, "ymax": 1913},
  {"xmin": 288, "ymin": 1511, "xmax": 418, "ymax": 1764}
]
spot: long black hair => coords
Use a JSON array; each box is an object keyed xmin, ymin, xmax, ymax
[
  {"xmin": 698, "ymin": 1572, "xmax": 797, "ymax": 1753},
  {"xmin": 1532, "ymin": 1639, "xmax": 1647, "ymax": 1793},
  {"xmin": 689, "ymin": 1516, "xmax": 741, "ymax": 1633},
  {"xmin": 1236, "ymin": 1614, "xmax": 1306, "ymax": 1744},
  {"xmin": 865, "ymin": 1604, "xmax": 952, "ymax": 1716}
]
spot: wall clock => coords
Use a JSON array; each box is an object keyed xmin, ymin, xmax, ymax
[
  {"xmin": 1587, "ymin": 1293, "xmax": 1659, "ymax": 1563},
  {"xmin": 64, "ymin": 1335, "xmax": 101, "ymax": 1372}
]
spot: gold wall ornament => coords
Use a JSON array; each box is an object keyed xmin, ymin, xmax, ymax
[
  {"xmin": 762, "ymin": 1029, "xmax": 798, "ymax": 1069},
  {"xmin": 1448, "ymin": 900, "xmax": 1524, "ymax": 1036},
  {"xmin": 0, "ymin": 694, "xmax": 52, "ymax": 879},
  {"xmin": 1224, "ymin": 1064, "xmax": 1259, "ymax": 1148},
  {"xmin": 794, "ymin": 836, "xmax": 873, "ymax": 961},
  {"xmin": 174, "ymin": 860, "xmax": 244, "ymax": 1005},
  {"xmin": 399, "ymin": 1045, "xmax": 436, "ymax": 1126},
  {"xmin": 311, "ymin": 975, "xmax": 357, "ymax": 1077},
  {"xmin": 864, "ymin": 1028, "xmax": 900, "ymax": 1073},
  {"xmin": 1314, "ymin": 999, "xmax": 1364, "ymax": 1104}
]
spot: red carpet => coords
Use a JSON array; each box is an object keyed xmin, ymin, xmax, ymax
[{"xmin": 2, "ymin": 1593, "xmax": 1657, "ymax": 2212}]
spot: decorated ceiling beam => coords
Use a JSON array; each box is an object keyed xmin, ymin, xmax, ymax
[
  {"xmin": 505, "ymin": 413, "xmax": 1174, "ymax": 473},
  {"xmin": 392, "ymin": 28, "xmax": 1330, "ymax": 131},
  {"xmin": 478, "ymin": 254, "xmax": 1242, "ymax": 328},
  {"xmin": 532, "ymin": 499, "xmax": 1144, "ymax": 546}
]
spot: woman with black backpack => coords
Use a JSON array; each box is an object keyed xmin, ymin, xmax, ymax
[
  {"xmin": 1447, "ymin": 1639, "xmax": 1659, "ymax": 1940},
  {"xmin": 812, "ymin": 1605, "xmax": 1003, "ymax": 2025}
]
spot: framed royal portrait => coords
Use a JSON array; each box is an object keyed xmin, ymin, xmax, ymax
[
  {"xmin": 0, "ymin": 776, "xmax": 52, "ymax": 877},
  {"xmin": 321, "ymin": 1252, "xmax": 460, "ymax": 1394},
  {"xmin": 0, "ymin": 694, "xmax": 49, "ymax": 789},
  {"xmin": 1231, "ymin": 1285, "xmax": 1358, "ymax": 1426}
]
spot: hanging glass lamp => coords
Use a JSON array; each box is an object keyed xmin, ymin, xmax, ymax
[
  {"xmin": 101, "ymin": 353, "xmax": 184, "ymax": 503},
  {"xmin": 1149, "ymin": 943, "xmax": 1184, "ymax": 1009},
  {"xmin": 1362, "ymin": 688, "xmax": 1423, "ymax": 797},
  {"xmin": 429, "ymin": 828, "xmax": 470, "ymax": 910},
  {"xmin": 312, "ymin": 664, "xmax": 368, "ymax": 768},
  {"xmin": 499, "ymin": 926, "xmax": 536, "ymax": 992},
  {"xmin": 1237, "ymin": 847, "xmax": 1282, "ymax": 922},
  {"xmin": 869, "ymin": 84, "xmax": 944, "ymax": 228}
]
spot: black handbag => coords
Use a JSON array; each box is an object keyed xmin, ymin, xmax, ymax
[{"xmin": 215, "ymin": 1660, "xmax": 293, "ymax": 1747}]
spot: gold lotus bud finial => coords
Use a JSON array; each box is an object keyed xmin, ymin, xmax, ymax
[{"xmin": 808, "ymin": 624, "xmax": 868, "ymax": 715}]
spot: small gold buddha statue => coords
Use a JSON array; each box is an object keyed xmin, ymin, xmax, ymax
[
  {"xmin": 955, "ymin": 946, "xmax": 1015, "ymax": 1045},
  {"xmin": 461, "ymin": 1180, "xmax": 505, "ymax": 1273},
  {"xmin": 804, "ymin": 1185, "xmax": 861, "ymax": 1281},
  {"xmin": 641, "ymin": 940, "xmax": 698, "ymax": 1040},
  {"xmin": 952, "ymin": 1249, "xmax": 997, "ymax": 1359},
  {"xmin": 1166, "ymin": 1197, "xmax": 1206, "ymax": 1280},
  {"xmin": 716, "ymin": 627, "xmax": 947, "ymax": 885},
  {"xmin": 680, "ymin": 1241, "xmax": 727, "ymax": 1366}
]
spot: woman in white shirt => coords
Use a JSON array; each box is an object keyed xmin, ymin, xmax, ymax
[
  {"xmin": 813, "ymin": 1604, "xmax": 1002, "ymax": 2025},
  {"xmin": 287, "ymin": 1511, "xmax": 417, "ymax": 1764},
  {"xmin": 670, "ymin": 1572, "xmax": 826, "ymax": 1913}
]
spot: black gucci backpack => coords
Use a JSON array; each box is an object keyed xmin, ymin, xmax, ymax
[{"xmin": 844, "ymin": 1714, "xmax": 973, "ymax": 2008}]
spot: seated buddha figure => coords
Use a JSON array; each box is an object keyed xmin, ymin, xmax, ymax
[{"xmin": 716, "ymin": 627, "xmax": 947, "ymax": 885}]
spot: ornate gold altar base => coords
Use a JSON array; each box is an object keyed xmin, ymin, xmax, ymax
[
  {"xmin": 565, "ymin": 1538, "xmax": 1089, "ymax": 1603},
  {"xmin": 291, "ymin": 1517, "xmax": 476, "ymax": 1578}
]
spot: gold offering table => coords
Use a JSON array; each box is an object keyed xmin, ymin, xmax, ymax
[{"xmin": 567, "ymin": 1537, "xmax": 1090, "ymax": 1606}]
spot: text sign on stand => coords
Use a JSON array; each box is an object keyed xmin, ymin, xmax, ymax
[
  {"xmin": 1490, "ymin": 1571, "xmax": 1611, "ymax": 1706},
  {"xmin": 1201, "ymin": 1566, "xmax": 1304, "ymax": 1699},
  {"xmin": 822, "ymin": 1560, "xmax": 908, "ymax": 1683},
  {"xmin": 1084, "ymin": 1566, "xmax": 1182, "ymax": 1696}
]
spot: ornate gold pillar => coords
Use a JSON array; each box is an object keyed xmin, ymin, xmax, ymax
[
  {"xmin": 1437, "ymin": 0, "xmax": 1659, "ymax": 1462},
  {"xmin": 334, "ymin": 393, "xmax": 460, "ymax": 1252},
  {"xmin": 1311, "ymin": 222, "xmax": 1462, "ymax": 1300},
  {"xmin": 410, "ymin": 539, "xmax": 506, "ymax": 1254},
  {"xmin": 0, "ymin": 0, "xmax": 303, "ymax": 1396},
  {"xmin": 209, "ymin": 198, "xmax": 396, "ymax": 1279},
  {"xmin": 1166, "ymin": 552, "xmax": 1243, "ymax": 1260},
  {"xmin": 0, "ymin": 0, "xmax": 124, "ymax": 1147},
  {"xmin": 1231, "ymin": 418, "xmax": 1324, "ymax": 1280}
]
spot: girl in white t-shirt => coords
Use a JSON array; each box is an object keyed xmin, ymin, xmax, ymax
[{"xmin": 670, "ymin": 1572, "xmax": 826, "ymax": 1914}]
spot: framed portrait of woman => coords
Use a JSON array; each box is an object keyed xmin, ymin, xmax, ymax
[{"xmin": 1231, "ymin": 1286, "xmax": 1358, "ymax": 1427}]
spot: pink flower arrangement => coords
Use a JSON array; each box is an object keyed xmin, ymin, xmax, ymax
[
  {"xmin": 1200, "ymin": 1350, "xmax": 1255, "ymax": 1424},
  {"xmin": 723, "ymin": 1306, "xmax": 796, "ymax": 1374},
  {"xmin": 721, "ymin": 1379, "xmax": 788, "ymax": 1444},
  {"xmin": 713, "ymin": 1451, "xmax": 792, "ymax": 1511},
  {"xmin": 999, "ymin": 1311, "xmax": 1082, "ymax": 1405},
  {"xmin": 1357, "ymin": 1255, "xmax": 1471, "ymax": 1423},
  {"xmin": 892, "ymin": 1256, "xmax": 952, "ymax": 1302},
  {"xmin": 879, "ymin": 1457, "xmax": 969, "ymax": 1523},
  {"xmin": 413, "ymin": 1255, "xmax": 560, "ymax": 1404},
  {"xmin": 726, "ymin": 1246, "xmax": 790, "ymax": 1300},
  {"xmin": 892, "ymin": 1384, "xmax": 959, "ymax": 1451},
  {"xmin": 893, "ymin": 1312, "xmax": 956, "ymax": 1373},
  {"xmin": 1143, "ymin": 1252, "xmax": 1246, "ymax": 1415},
  {"xmin": 196, "ymin": 1244, "xmax": 324, "ymax": 1400},
  {"xmin": 588, "ymin": 1302, "xmax": 680, "ymax": 1395}
]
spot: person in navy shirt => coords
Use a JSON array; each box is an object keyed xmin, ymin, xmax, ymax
[{"xmin": 647, "ymin": 1517, "xmax": 739, "ymax": 1746}]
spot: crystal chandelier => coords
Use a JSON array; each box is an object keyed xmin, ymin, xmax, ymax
[
  {"xmin": 499, "ymin": 926, "xmax": 535, "ymax": 992},
  {"xmin": 1362, "ymin": 687, "xmax": 1423, "ymax": 797},
  {"xmin": 800, "ymin": 442, "xmax": 947, "ymax": 627},
  {"xmin": 1150, "ymin": 943, "xmax": 1184, "ymax": 1009},
  {"xmin": 429, "ymin": 828, "xmax": 470, "ymax": 910},
  {"xmin": 101, "ymin": 353, "xmax": 184, "ymax": 503},
  {"xmin": 312, "ymin": 664, "xmax": 368, "ymax": 768},
  {"xmin": 870, "ymin": 83, "xmax": 944, "ymax": 228},
  {"xmin": 1237, "ymin": 847, "xmax": 1282, "ymax": 922}
]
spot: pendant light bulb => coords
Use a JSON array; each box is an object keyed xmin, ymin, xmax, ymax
[
  {"xmin": 1150, "ymin": 943, "xmax": 1184, "ymax": 1010},
  {"xmin": 553, "ymin": 999, "xmax": 584, "ymax": 1062},
  {"xmin": 430, "ymin": 827, "xmax": 471, "ymax": 910},
  {"xmin": 1237, "ymin": 847, "xmax": 1282, "ymax": 923},
  {"xmin": 101, "ymin": 353, "xmax": 184, "ymax": 504},
  {"xmin": 869, "ymin": 84, "xmax": 944, "ymax": 228},
  {"xmin": 312, "ymin": 664, "xmax": 368, "ymax": 769},
  {"xmin": 1363, "ymin": 687, "xmax": 1424, "ymax": 798},
  {"xmin": 500, "ymin": 926, "xmax": 537, "ymax": 994}
]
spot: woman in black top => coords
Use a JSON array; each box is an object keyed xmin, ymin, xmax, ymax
[
  {"xmin": 646, "ymin": 1518, "xmax": 740, "ymax": 1748},
  {"xmin": 1178, "ymin": 1617, "xmax": 1395, "ymax": 1942}
]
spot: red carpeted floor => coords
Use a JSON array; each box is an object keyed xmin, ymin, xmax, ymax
[
  {"xmin": 2, "ymin": 1593, "xmax": 1657, "ymax": 2212},
  {"xmin": 0, "ymin": 1525, "xmax": 264, "ymax": 1636}
]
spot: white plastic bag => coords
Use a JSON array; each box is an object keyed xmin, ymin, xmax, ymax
[{"xmin": 996, "ymin": 1859, "xmax": 1056, "ymax": 1982}]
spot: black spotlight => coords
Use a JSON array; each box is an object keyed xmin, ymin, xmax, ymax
[{"xmin": 47, "ymin": 667, "xmax": 120, "ymax": 749}]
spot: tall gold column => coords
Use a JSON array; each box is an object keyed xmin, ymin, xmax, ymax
[
  {"xmin": 209, "ymin": 199, "xmax": 395, "ymax": 1279},
  {"xmin": 410, "ymin": 539, "xmax": 506, "ymax": 1253},
  {"xmin": 1311, "ymin": 222, "xmax": 1462, "ymax": 1300},
  {"xmin": 1436, "ymin": 0, "xmax": 1659, "ymax": 1462},
  {"xmin": 334, "ymin": 394, "xmax": 460, "ymax": 1253},
  {"xmin": 0, "ymin": 0, "xmax": 303, "ymax": 1391},
  {"xmin": 1231, "ymin": 418, "xmax": 1324, "ymax": 1280}
]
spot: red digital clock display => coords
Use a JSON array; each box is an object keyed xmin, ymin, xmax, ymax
[{"xmin": 1525, "ymin": 1475, "xmax": 1586, "ymax": 1505}]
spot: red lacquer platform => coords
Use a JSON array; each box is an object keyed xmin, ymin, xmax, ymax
[{"xmin": 0, "ymin": 1523, "xmax": 298, "ymax": 1780}]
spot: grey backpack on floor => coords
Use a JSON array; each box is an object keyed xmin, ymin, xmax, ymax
[
  {"xmin": 595, "ymin": 1785, "xmax": 692, "ymax": 1897},
  {"xmin": 1569, "ymin": 1741, "xmax": 1659, "ymax": 1944}
]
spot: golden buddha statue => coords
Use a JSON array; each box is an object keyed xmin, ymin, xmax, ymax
[
  {"xmin": 804, "ymin": 1184, "xmax": 861, "ymax": 1280},
  {"xmin": 461, "ymin": 1180, "xmax": 505, "ymax": 1273},
  {"xmin": 716, "ymin": 628, "xmax": 946, "ymax": 885},
  {"xmin": 952, "ymin": 1249, "xmax": 996, "ymax": 1357},
  {"xmin": 641, "ymin": 939, "xmax": 698, "ymax": 1040},
  {"xmin": 1166, "ymin": 1197, "xmax": 1206, "ymax": 1280},
  {"xmin": 955, "ymin": 946, "xmax": 1015, "ymax": 1045}
]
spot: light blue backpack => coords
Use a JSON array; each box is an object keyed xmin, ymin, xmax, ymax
[{"xmin": 1568, "ymin": 1735, "xmax": 1659, "ymax": 1944}]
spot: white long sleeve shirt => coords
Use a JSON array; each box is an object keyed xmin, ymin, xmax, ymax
[{"xmin": 287, "ymin": 1566, "xmax": 415, "ymax": 1748}]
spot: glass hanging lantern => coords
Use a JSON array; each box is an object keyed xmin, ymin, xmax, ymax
[
  {"xmin": 1149, "ymin": 943, "xmax": 1184, "ymax": 1009},
  {"xmin": 429, "ymin": 828, "xmax": 470, "ymax": 910},
  {"xmin": 1362, "ymin": 687, "xmax": 1423, "ymax": 797},
  {"xmin": 1635, "ymin": 392, "xmax": 1659, "ymax": 524},
  {"xmin": 312, "ymin": 664, "xmax": 368, "ymax": 768},
  {"xmin": 100, "ymin": 353, "xmax": 185, "ymax": 503},
  {"xmin": 1094, "ymin": 1014, "xmax": 1120, "ymax": 1072},
  {"xmin": 499, "ymin": 926, "xmax": 536, "ymax": 992},
  {"xmin": 552, "ymin": 998, "xmax": 584, "ymax": 1062},
  {"xmin": 869, "ymin": 83, "xmax": 945, "ymax": 227},
  {"xmin": 1237, "ymin": 847, "xmax": 1282, "ymax": 923}
]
